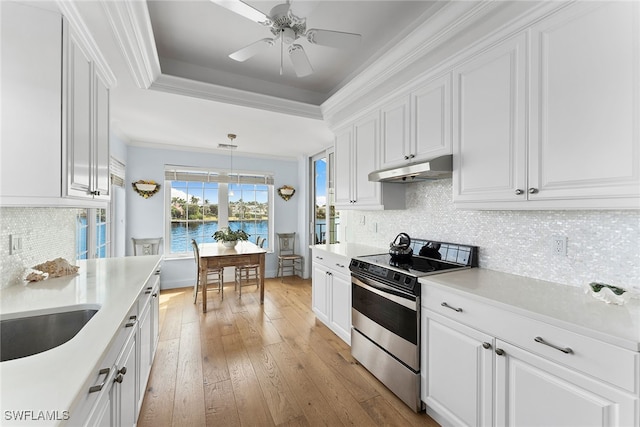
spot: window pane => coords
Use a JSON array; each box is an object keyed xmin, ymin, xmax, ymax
[
  {"xmin": 229, "ymin": 183, "xmax": 269, "ymax": 248},
  {"xmin": 76, "ymin": 210, "xmax": 88, "ymax": 260},
  {"xmin": 170, "ymin": 181, "xmax": 219, "ymax": 253},
  {"xmin": 95, "ymin": 208, "xmax": 108, "ymax": 259}
]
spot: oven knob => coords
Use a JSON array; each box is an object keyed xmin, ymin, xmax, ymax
[
  {"xmin": 393, "ymin": 273, "xmax": 401, "ymax": 281},
  {"xmin": 404, "ymin": 277, "xmax": 412, "ymax": 285}
]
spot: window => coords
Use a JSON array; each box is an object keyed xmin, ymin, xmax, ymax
[
  {"xmin": 76, "ymin": 208, "xmax": 110, "ymax": 260},
  {"xmin": 230, "ymin": 182, "xmax": 270, "ymax": 248},
  {"xmin": 165, "ymin": 167, "xmax": 274, "ymax": 255},
  {"xmin": 75, "ymin": 157, "xmax": 122, "ymax": 260}
]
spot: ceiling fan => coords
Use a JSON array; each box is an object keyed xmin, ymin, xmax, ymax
[{"xmin": 211, "ymin": 0, "xmax": 362, "ymax": 77}]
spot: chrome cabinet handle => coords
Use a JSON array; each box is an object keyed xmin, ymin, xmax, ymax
[
  {"xmin": 515, "ymin": 189, "xmax": 524, "ymax": 195},
  {"xmin": 482, "ymin": 342, "xmax": 491, "ymax": 350},
  {"xmin": 534, "ymin": 336, "xmax": 573, "ymax": 354},
  {"xmin": 114, "ymin": 374, "xmax": 124, "ymax": 384},
  {"xmin": 495, "ymin": 348, "xmax": 505, "ymax": 356},
  {"xmin": 316, "ymin": 256, "xmax": 324, "ymax": 260},
  {"xmin": 441, "ymin": 302, "xmax": 463, "ymax": 313},
  {"xmin": 89, "ymin": 368, "xmax": 110, "ymax": 393},
  {"xmin": 528, "ymin": 188, "xmax": 539, "ymax": 194},
  {"xmin": 126, "ymin": 315, "xmax": 137, "ymax": 328},
  {"xmin": 336, "ymin": 263, "xmax": 345, "ymax": 268},
  {"xmin": 118, "ymin": 366, "xmax": 127, "ymax": 375},
  {"xmin": 152, "ymin": 293, "xmax": 158, "ymax": 297}
]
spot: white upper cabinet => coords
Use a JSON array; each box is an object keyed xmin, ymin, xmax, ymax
[
  {"xmin": 380, "ymin": 95, "xmax": 411, "ymax": 168},
  {"xmin": 0, "ymin": 2, "xmax": 113, "ymax": 207},
  {"xmin": 334, "ymin": 112, "xmax": 405, "ymax": 210},
  {"xmin": 380, "ymin": 74, "xmax": 452, "ymax": 170},
  {"xmin": 0, "ymin": 2, "xmax": 63, "ymax": 204},
  {"xmin": 452, "ymin": 33, "xmax": 528, "ymax": 205},
  {"xmin": 454, "ymin": 2, "xmax": 640, "ymax": 209},
  {"xmin": 63, "ymin": 22, "xmax": 111, "ymax": 201},
  {"xmin": 528, "ymin": 2, "xmax": 640, "ymax": 205},
  {"xmin": 411, "ymin": 74, "xmax": 452, "ymax": 163}
]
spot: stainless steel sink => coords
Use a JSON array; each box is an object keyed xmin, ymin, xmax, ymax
[{"xmin": 1, "ymin": 308, "xmax": 99, "ymax": 362}]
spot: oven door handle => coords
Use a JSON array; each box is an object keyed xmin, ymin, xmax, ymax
[{"xmin": 352, "ymin": 276, "xmax": 417, "ymax": 311}]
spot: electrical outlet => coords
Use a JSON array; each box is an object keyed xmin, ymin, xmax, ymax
[
  {"xmin": 10, "ymin": 234, "xmax": 23, "ymax": 255},
  {"xmin": 551, "ymin": 236, "xmax": 567, "ymax": 256}
]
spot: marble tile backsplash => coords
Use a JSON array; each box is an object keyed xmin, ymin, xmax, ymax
[
  {"xmin": 344, "ymin": 179, "xmax": 640, "ymax": 290},
  {"xmin": 0, "ymin": 207, "xmax": 78, "ymax": 288}
]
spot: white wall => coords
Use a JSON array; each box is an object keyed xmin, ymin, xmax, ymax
[
  {"xmin": 126, "ymin": 145, "xmax": 302, "ymax": 289},
  {"xmin": 343, "ymin": 179, "xmax": 640, "ymax": 290}
]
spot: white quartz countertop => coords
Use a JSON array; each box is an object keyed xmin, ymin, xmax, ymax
[
  {"xmin": 420, "ymin": 269, "xmax": 640, "ymax": 352},
  {"xmin": 310, "ymin": 242, "xmax": 387, "ymax": 259},
  {"xmin": 0, "ymin": 255, "xmax": 162, "ymax": 425}
]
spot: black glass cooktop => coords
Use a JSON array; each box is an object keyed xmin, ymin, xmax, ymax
[{"xmin": 355, "ymin": 253, "xmax": 467, "ymax": 276}]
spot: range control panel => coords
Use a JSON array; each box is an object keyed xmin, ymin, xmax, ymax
[{"xmin": 349, "ymin": 259, "xmax": 418, "ymax": 293}]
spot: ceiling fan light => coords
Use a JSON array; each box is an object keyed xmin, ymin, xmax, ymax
[{"xmin": 281, "ymin": 27, "xmax": 296, "ymax": 44}]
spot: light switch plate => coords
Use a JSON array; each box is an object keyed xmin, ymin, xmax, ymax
[{"xmin": 10, "ymin": 234, "xmax": 23, "ymax": 255}]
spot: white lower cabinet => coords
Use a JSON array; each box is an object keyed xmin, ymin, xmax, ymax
[
  {"xmin": 311, "ymin": 249, "xmax": 352, "ymax": 344},
  {"xmin": 112, "ymin": 325, "xmax": 138, "ymax": 427},
  {"xmin": 422, "ymin": 284, "xmax": 639, "ymax": 427},
  {"xmin": 81, "ymin": 307, "xmax": 138, "ymax": 427},
  {"xmin": 137, "ymin": 270, "xmax": 160, "ymax": 412},
  {"xmin": 75, "ymin": 266, "xmax": 161, "ymax": 426},
  {"xmin": 422, "ymin": 311, "xmax": 493, "ymax": 426},
  {"xmin": 495, "ymin": 340, "xmax": 637, "ymax": 427}
]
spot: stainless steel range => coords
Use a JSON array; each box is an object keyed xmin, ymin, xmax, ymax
[{"xmin": 349, "ymin": 238, "xmax": 477, "ymax": 412}]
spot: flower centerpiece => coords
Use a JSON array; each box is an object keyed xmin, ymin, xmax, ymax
[{"xmin": 213, "ymin": 227, "xmax": 250, "ymax": 248}]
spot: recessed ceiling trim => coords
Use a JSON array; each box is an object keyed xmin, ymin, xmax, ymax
[
  {"xmin": 100, "ymin": 0, "xmax": 321, "ymax": 119},
  {"xmin": 101, "ymin": 0, "xmax": 160, "ymax": 89},
  {"xmin": 151, "ymin": 73, "xmax": 323, "ymax": 120}
]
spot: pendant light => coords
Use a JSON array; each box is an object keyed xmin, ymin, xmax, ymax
[{"xmin": 218, "ymin": 133, "xmax": 238, "ymax": 196}]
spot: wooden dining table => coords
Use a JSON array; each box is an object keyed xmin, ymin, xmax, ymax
[{"xmin": 198, "ymin": 241, "xmax": 267, "ymax": 312}]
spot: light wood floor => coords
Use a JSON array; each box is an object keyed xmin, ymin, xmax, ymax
[{"xmin": 138, "ymin": 277, "xmax": 440, "ymax": 427}]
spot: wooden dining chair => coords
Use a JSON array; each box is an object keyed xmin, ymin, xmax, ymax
[
  {"xmin": 276, "ymin": 232, "xmax": 303, "ymax": 282},
  {"xmin": 191, "ymin": 239, "xmax": 224, "ymax": 304},
  {"xmin": 234, "ymin": 236, "xmax": 264, "ymax": 298}
]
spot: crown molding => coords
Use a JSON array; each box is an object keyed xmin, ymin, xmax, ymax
[
  {"xmin": 321, "ymin": 0, "xmax": 497, "ymax": 123},
  {"xmin": 56, "ymin": 0, "xmax": 117, "ymax": 88},
  {"xmin": 101, "ymin": 0, "xmax": 160, "ymax": 89},
  {"xmin": 127, "ymin": 138, "xmax": 299, "ymax": 162},
  {"xmin": 151, "ymin": 73, "xmax": 323, "ymax": 120}
]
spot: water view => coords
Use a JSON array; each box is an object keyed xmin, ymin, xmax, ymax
[{"xmin": 171, "ymin": 220, "xmax": 269, "ymax": 253}]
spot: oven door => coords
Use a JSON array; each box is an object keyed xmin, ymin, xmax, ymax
[{"xmin": 351, "ymin": 274, "xmax": 419, "ymax": 370}]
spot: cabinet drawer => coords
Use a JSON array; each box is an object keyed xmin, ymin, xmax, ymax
[
  {"xmin": 311, "ymin": 251, "xmax": 350, "ymax": 276},
  {"xmin": 422, "ymin": 285, "xmax": 639, "ymax": 393}
]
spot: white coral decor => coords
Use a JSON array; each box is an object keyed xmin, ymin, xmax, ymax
[{"xmin": 584, "ymin": 282, "xmax": 630, "ymax": 305}]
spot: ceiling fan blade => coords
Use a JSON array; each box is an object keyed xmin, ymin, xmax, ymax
[
  {"xmin": 288, "ymin": 44, "xmax": 313, "ymax": 77},
  {"xmin": 306, "ymin": 29, "xmax": 362, "ymax": 49},
  {"xmin": 210, "ymin": 0, "xmax": 272, "ymax": 26},
  {"xmin": 229, "ymin": 38, "xmax": 275, "ymax": 62}
]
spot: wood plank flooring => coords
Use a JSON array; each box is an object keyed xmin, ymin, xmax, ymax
[{"xmin": 138, "ymin": 277, "xmax": 440, "ymax": 427}]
